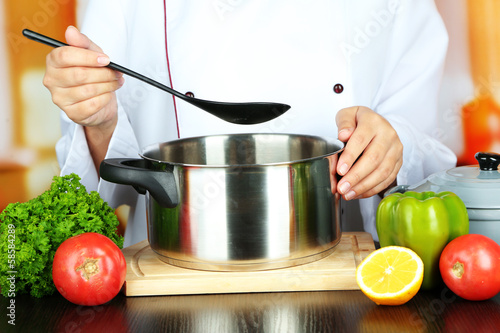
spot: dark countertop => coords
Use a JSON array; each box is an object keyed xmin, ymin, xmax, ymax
[{"xmin": 1, "ymin": 287, "xmax": 499, "ymax": 332}]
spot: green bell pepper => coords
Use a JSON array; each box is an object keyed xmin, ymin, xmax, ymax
[{"xmin": 376, "ymin": 191, "xmax": 469, "ymax": 290}]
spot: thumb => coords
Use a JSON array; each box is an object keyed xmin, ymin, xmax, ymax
[
  {"xmin": 65, "ymin": 25, "xmax": 104, "ymax": 53},
  {"xmin": 335, "ymin": 106, "xmax": 358, "ymax": 142}
]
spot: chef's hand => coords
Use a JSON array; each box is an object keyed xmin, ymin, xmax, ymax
[
  {"xmin": 44, "ymin": 25, "xmax": 122, "ymax": 129},
  {"xmin": 335, "ymin": 106, "xmax": 403, "ymax": 200},
  {"xmin": 43, "ymin": 25, "xmax": 124, "ymax": 171}
]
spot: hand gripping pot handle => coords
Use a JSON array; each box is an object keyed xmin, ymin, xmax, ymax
[{"xmin": 99, "ymin": 158, "xmax": 179, "ymax": 208}]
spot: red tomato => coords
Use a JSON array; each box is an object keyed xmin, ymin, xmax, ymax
[
  {"xmin": 52, "ymin": 232, "xmax": 127, "ymax": 306},
  {"xmin": 439, "ymin": 234, "xmax": 500, "ymax": 301}
]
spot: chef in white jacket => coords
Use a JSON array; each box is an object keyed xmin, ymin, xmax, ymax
[{"xmin": 46, "ymin": 0, "xmax": 456, "ymax": 247}]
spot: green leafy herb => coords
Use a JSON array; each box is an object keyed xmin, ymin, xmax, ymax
[{"xmin": 0, "ymin": 174, "xmax": 124, "ymax": 298}]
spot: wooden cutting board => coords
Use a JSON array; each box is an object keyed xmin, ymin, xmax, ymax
[{"xmin": 121, "ymin": 232, "xmax": 375, "ymax": 296}]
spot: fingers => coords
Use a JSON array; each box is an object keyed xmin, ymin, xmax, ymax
[
  {"xmin": 46, "ymin": 44, "xmax": 110, "ymax": 69},
  {"xmin": 335, "ymin": 106, "xmax": 403, "ymax": 200},
  {"xmin": 335, "ymin": 106, "xmax": 371, "ymax": 177},
  {"xmin": 44, "ymin": 65, "xmax": 121, "ymax": 88},
  {"xmin": 339, "ymin": 140, "xmax": 402, "ymax": 199},
  {"xmin": 51, "ymin": 79, "xmax": 123, "ymax": 107},
  {"xmin": 44, "ymin": 26, "xmax": 110, "ymax": 68},
  {"xmin": 44, "ymin": 63, "xmax": 123, "ymax": 118},
  {"xmin": 65, "ymin": 25, "xmax": 101, "ymax": 51},
  {"xmin": 64, "ymin": 92, "xmax": 117, "ymax": 126},
  {"xmin": 335, "ymin": 106, "xmax": 356, "ymax": 143}
]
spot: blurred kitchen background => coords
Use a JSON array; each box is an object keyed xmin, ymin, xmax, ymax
[
  {"xmin": 0, "ymin": 1, "xmax": 499, "ymax": 231},
  {"xmin": 0, "ymin": 0, "xmax": 83, "ymax": 209}
]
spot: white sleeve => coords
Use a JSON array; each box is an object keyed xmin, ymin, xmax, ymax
[
  {"xmin": 56, "ymin": 101, "xmax": 140, "ymax": 204},
  {"xmin": 96, "ymin": 101, "xmax": 141, "ymax": 208},
  {"xmin": 357, "ymin": 0, "xmax": 456, "ymax": 240},
  {"xmin": 374, "ymin": 0, "xmax": 457, "ymax": 184},
  {"xmin": 56, "ymin": 112, "xmax": 98, "ymax": 190}
]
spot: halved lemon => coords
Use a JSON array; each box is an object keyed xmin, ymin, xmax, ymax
[{"xmin": 356, "ymin": 246, "xmax": 424, "ymax": 306}]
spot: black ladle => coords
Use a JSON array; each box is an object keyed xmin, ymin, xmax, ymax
[{"xmin": 22, "ymin": 29, "xmax": 291, "ymax": 125}]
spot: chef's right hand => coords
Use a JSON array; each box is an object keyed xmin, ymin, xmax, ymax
[{"xmin": 43, "ymin": 25, "xmax": 124, "ymax": 130}]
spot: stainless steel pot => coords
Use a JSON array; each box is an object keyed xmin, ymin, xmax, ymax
[
  {"xmin": 387, "ymin": 152, "xmax": 500, "ymax": 245},
  {"xmin": 100, "ymin": 133, "xmax": 345, "ymax": 271}
]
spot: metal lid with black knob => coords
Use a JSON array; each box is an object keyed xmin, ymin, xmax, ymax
[{"xmin": 394, "ymin": 151, "xmax": 500, "ymax": 210}]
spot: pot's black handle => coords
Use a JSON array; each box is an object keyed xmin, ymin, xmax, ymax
[
  {"xmin": 383, "ymin": 185, "xmax": 409, "ymax": 197},
  {"xmin": 99, "ymin": 158, "xmax": 179, "ymax": 208}
]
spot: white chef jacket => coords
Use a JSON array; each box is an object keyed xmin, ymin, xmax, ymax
[{"xmin": 56, "ymin": 0, "xmax": 457, "ymax": 247}]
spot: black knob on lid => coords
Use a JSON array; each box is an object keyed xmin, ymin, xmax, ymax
[{"xmin": 475, "ymin": 152, "xmax": 500, "ymax": 171}]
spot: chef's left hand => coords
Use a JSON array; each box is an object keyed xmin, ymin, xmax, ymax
[{"xmin": 335, "ymin": 106, "xmax": 403, "ymax": 200}]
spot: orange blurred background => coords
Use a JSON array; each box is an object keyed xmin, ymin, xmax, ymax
[
  {"xmin": 437, "ymin": 0, "xmax": 500, "ymax": 165},
  {"xmin": 0, "ymin": 0, "xmax": 78, "ymax": 212},
  {"xmin": 0, "ymin": 0, "xmax": 498, "ymax": 215},
  {"xmin": 457, "ymin": 0, "xmax": 500, "ymax": 165}
]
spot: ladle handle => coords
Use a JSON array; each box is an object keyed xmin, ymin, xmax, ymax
[{"xmin": 22, "ymin": 29, "xmax": 187, "ymax": 100}]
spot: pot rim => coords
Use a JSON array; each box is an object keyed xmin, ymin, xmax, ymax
[{"xmin": 139, "ymin": 133, "xmax": 345, "ymax": 168}]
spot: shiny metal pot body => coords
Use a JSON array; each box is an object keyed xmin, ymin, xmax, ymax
[{"xmin": 101, "ymin": 134, "xmax": 344, "ymax": 271}]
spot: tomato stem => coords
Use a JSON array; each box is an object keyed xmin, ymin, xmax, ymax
[
  {"xmin": 452, "ymin": 262, "xmax": 464, "ymax": 279},
  {"xmin": 76, "ymin": 258, "xmax": 100, "ymax": 280}
]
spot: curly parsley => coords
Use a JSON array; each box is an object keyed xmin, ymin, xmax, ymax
[{"xmin": 0, "ymin": 174, "xmax": 124, "ymax": 298}]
